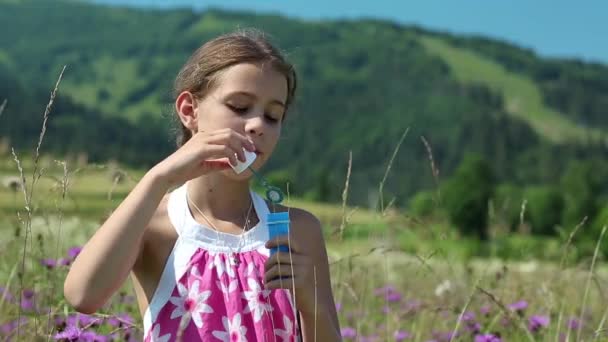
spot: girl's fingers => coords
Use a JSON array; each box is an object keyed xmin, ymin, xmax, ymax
[
  {"xmin": 265, "ymin": 235, "xmax": 301, "ymax": 253},
  {"xmin": 209, "ymin": 129, "xmax": 256, "ymax": 153},
  {"xmin": 202, "ymin": 145, "xmax": 240, "ymax": 166},
  {"xmin": 264, "ymin": 263, "xmax": 294, "ymax": 283},
  {"xmin": 206, "ymin": 137, "xmax": 246, "ymax": 162},
  {"xmin": 264, "ymin": 251, "xmax": 305, "ymax": 269},
  {"xmin": 264, "ymin": 276, "xmax": 296, "ymax": 290}
]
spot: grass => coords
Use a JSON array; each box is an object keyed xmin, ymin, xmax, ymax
[
  {"xmin": 419, "ymin": 36, "xmax": 606, "ymax": 145},
  {"xmin": 4, "ymin": 158, "xmax": 606, "ymax": 340}
]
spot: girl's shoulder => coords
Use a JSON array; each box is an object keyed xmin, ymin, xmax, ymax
[{"xmin": 268, "ymin": 202, "xmax": 325, "ymax": 247}]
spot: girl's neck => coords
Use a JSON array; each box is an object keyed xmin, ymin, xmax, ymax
[{"xmin": 186, "ymin": 174, "xmax": 252, "ymax": 222}]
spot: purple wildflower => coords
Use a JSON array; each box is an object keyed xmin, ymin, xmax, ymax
[
  {"xmin": 567, "ymin": 317, "xmax": 580, "ymax": 330},
  {"xmin": 59, "ymin": 258, "xmax": 72, "ymax": 266},
  {"xmin": 20, "ymin": 289, "xmax": 35, "ymax": 311},
  {"xmin": 53, "ymin": 325, "xmax": 81, "ymax": 340},
  {"xmin": 360, "ymin": 335, "xmax": 380, "ymax": 342},
  {"xmin": 461, "ymin": 311, "xmax": 476, "ymax": 322},
  {"xmin": 387, "ymin": 291, "xmax": 402, "ymax": 302},
  {"xmin": 374, "ymin": 285, "xmax": 403, "ymax": 303},
  {"xmin": 106, "ymin": 316, "xmax": 121, "ymax": 328},
  {"xmin": 66, "ymin": 314, "xmax": 103, "ymax": 328},
  {"xmin": 394, "ymin": 330, "xmax": 412, "ymax": 341},
  {"xmin": 341, "ymin": 327, "xmax": 357, "ymax": 339},
  {"xmin": 0, "ymin": 317, "xmax": 28, "ymax": 336},
  {"xmin": 41, "ymin": 258, "xmax": 57, "ymax": 269},
  {"xmin": 458, "ymin": 311, "xmax": 481, "ymax": 333},
  {"xmin": 54, "ymin": 316, "xmax": 66, "ymax": 330},
  {"xmin": 479, "ymin": 304, "xmax": 492, "ymax": 316},
  {"xmin": 67, "ymin": 246, "xmax": 82, "ymax": 259},
  {"xmin": 402, "ymin": 299, "xmax": 422, "ymax": 314},
  {"xmin": 474, "ymin": 333, "xmax": 502, "ymax": 342},
  {"xmin": 528, "ymin": 315, "xmax": 550, "ymax": 332},
  {"xmin": 374, "ymin": 285, "xmax": 397, "ymax": 296},
  {"xmin": 80, "ymin": 330, "xmax": 108, "ymax": 341},
  {"xmin": 117, "ymin": 313, "xmax": 134, "ymax": 326},
  {"xmin": 335, "ymin": 302, "xmax": 342, "ymax": 312},
  {"xmin": 508, "ymin": 300, "xmax": 528, "ymax": 312},
  {"xmin": 466, "ymin": 322, "xmax": 482, "ymax": 333}
]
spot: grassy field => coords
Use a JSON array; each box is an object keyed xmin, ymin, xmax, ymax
[{"xmin": 0, "ymin": 155, "xmax": 607, "ymax": 341}]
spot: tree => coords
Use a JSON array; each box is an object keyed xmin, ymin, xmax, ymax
[
  {"xmin": 524, "ymin": 186, "xmax": 564, "ymax": 236},
  {"xmin": 443, "ymin": 154, "xmax": 495, "ymax": 240},
  {"xmin": 560, "ymin": 161, "xmax": 596, "ymax": 228}
]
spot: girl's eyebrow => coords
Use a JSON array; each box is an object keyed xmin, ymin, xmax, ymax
[{"xmin": 226, "ymin": 91, "xmax": 285, "ymax": 109}]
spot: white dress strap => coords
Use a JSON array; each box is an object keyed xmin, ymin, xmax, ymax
[{"xmin": 166, "ymin": 183, "xmax": 189, "ymax": 236}]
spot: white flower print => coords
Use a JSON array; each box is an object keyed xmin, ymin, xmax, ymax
[
  {"xmin": 216, "ymin": 278, "xmax": 238, "ymax": 294},
  {"xmin": 169, "ymin": 280, "xmax": 214, "ymax": 328},
  {"xmin": 212, "ymin": 313, "xmax": 248, "ymax": 342},
  {"xmin": 274, "ymin": 315, "xmax": 295, "ymax": 341},
  {"xmin": 246, "ymin": 262, "xmax": 260, "ymax": 277},
  {"xmin": 190, "ymin": 265, "xmax": 202, "ymax": 278},
  {"xmin": 208, "ymin": 252, "xmax": 236, "ymax": 278},
  {"xmin": 149, "ymin": 323, "xmax": 171, "ymax": 342},
  {"xmin": 242, "ymin": 278, "xmax": 273, "ymax": 322}
]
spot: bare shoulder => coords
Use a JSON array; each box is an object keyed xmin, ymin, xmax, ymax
[{"xmin": 270, "ymin": 203, "xmax": 325, "ymax": 249}]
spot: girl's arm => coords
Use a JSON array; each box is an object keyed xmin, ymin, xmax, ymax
[
  {"xmin": 295, "ymin": 211, "xmax": 341, "ymax": 341},
  {"xmin": 64, "ymin": 129, "xmax": 256, "ymax": 313},
  {"xmin": 63, "ymin": 168, "xmax": 169, "ymax": 313},
  {"xmin": 264, "ymin": 208, "xmax": 342, "ymax": 341}
]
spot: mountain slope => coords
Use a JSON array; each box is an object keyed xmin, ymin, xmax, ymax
[{"xmin": 1, "ymin": 0, "xmax": 607, "ymax": 207}]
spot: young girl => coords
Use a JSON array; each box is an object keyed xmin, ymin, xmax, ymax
[{"xmin": 64, "ymin": 30, "xmax": 341, "ymax": 341}]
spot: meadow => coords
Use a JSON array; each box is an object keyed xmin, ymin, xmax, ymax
[
  {"xmin": 0, "ymin": 72, "xmax": 607, "ymax": 342},
  {"xmin": 1, "ymin": 141, "xmax": 607, "ymax": 342}
]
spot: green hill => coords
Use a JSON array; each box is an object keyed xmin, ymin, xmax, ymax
[{"xmin": 1, "ymin": 0, "xmax": 607, "ymax": 208}]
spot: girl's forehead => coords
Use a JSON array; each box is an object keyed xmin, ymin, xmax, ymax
[{"xmin": 215, "ymin": 63, "xmax": 288, "ymax": 101}]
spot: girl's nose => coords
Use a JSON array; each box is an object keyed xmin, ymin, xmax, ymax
[{"xmin": 245, "ymin": 115, "xmax": 265, "ymax": 137}]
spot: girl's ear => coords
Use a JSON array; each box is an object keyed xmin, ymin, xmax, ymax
[{"xmin": 175, "ymin": 91, "xmax": 199, "ymax": 132}]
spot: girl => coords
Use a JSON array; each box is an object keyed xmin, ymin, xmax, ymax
[{"xmin": 64, "ymin": 29, "xmax": 341, "ymax": 341}]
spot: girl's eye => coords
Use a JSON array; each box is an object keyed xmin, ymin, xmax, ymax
[
  {"xmin": 227, "ymin": 104, "xmax": 249, "ymax": 113},
  {"xmin": 265, "ymin": 115, "xmax": 279, "ymax": 123}
]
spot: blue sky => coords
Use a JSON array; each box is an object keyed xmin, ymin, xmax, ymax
[{"xmin": 91, "ymin": 0, "xmax": 608, "ymax": 64}]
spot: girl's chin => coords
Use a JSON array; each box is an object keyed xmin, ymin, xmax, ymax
[{"xmin": 219, "ymin": 166, "xmax": 256, "ymax": 181}]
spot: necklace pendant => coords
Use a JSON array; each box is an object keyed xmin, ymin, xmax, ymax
[{"xmin": 232, "ymin": 255, "xmax": 240, "ymax": 266}]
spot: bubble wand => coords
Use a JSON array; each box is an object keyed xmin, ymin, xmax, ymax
[
  {"xmin": 247, "ymin": 165, "xmax": 289, "ymax": 255},
  {"xmin": 229, "ymin": 149, "xmax": 289, "ymax": 255}
]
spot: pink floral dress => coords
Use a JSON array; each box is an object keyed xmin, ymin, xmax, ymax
[{"xmin": 142, "ymin": 183, "xmax": 300, "ymax": 341}]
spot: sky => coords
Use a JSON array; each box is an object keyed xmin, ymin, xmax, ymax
[{"xmin": 91, "ymin": 0, "xmax": 608, "ymax": 64}]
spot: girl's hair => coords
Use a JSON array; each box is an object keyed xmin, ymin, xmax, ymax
[{"xmin": 173, "ymin": 29, "xmax": 297, "ymax": 147}]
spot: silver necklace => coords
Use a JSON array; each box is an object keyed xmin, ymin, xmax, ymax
[{"xmin": 186, "ymin": 188, "xmax": 253, "ymax": 266}]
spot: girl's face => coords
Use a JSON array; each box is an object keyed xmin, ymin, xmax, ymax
[{"xmin": 195, "ymin": 62, "xmax": 288, "ymax": 180}]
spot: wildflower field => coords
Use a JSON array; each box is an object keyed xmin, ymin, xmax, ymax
[{"xmin": 0, "ymin": 154, "xmax": 607, "ymax": 342}]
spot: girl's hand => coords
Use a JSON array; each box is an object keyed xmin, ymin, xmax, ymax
[
  {"xmin": 151, "ymin": 128, "xmax": 256, "ymax": 188},
  {"xmin": 264, "ymin": 235, "xmax": 317, "ymax": 313}
]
